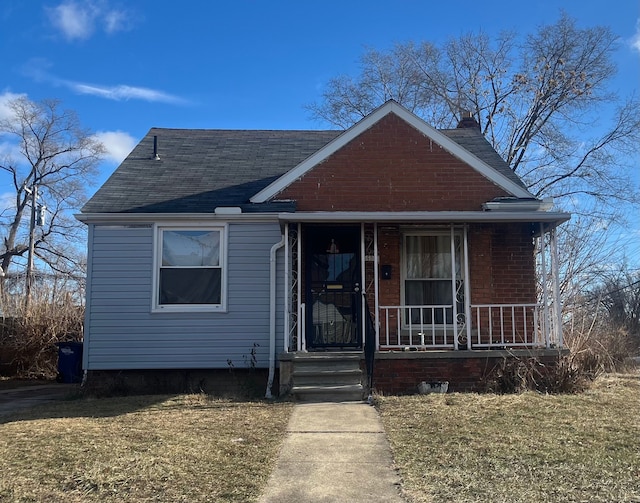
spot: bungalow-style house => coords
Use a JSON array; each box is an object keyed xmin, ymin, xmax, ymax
[{"xmin": 78, "ymin": 101, "xmax": 569, "ymax": 399}]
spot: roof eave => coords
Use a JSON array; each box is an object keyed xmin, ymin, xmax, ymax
[
  {"xmin": 276, "ymin": 210, "xmax": 571, "ymax": 225},
  {"xmin": 75, "ymin": 212, "xmax": 282, "ymax": 224}
]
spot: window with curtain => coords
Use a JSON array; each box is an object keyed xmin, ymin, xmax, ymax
[
  {"xmin": 155, "ymin": 227, "xmax": 224, "ymax": 310},
  {"xmin": 403, "ymin": 233, "xmax": 462, "ymax": 324}
]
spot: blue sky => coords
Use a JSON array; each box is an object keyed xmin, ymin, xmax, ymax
[{"xmin": 1, "ymin": 0, "xmax": 639, "ymax": 261}]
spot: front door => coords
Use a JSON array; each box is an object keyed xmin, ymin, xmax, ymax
[{"xmin": 305, "ymin": 225, "xmax": 362, "ymax": 349}]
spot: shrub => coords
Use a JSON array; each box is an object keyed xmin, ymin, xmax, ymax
[
  {"xmin": 0, "ymin": 293, "xmax": 83, "ymax": 379},
  {"xmin": 483, "ymin": 354, "xmax": 589, "ymax": 394}
]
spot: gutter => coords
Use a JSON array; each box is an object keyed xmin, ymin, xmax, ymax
[
  {"xmin": 276, "ymin": 210, "xmax": 570, "ymax": 225},
  {"xmin": 265, "ymin": 234, "xmax": 286, "ymax": 399}
]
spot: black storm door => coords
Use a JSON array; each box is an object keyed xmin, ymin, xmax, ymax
[{"xmin": 305, "ymin": 226, "xmax": 362, "ymax": 349}]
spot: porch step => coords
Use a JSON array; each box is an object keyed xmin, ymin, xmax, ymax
[
  {"xmin": 291, "ymin": 384, "xmax": 364, "ymax": 402},
  {"xmin": 290, "ymin": 352, "xmax": 365, "ymax": 402}
]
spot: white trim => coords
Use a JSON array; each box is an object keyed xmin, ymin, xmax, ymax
[
  {"xmin": 276, "ymin": 210, "xmax": 570, "ymax": 224},
  {"xmin": 540, "ymin": 223, "xmax": 550, "ymax": 348},
  {"xmin": 250, "ymin": 101, "xmax": 533, "ymax": 203},
  {"xmin": 450, "ymin": 225, "xmax": 459, "ymax": 350},
  {"xmin": 463, "ymin": 225, "xmax": 472, "ymax": 348},
  {"xmin": 551, "ymin": 227, "xmax": 563, "ymax": 347},
  {"xmin": 373, "ymin": 223, "xmax": 380, "ymax": 351},
  {"xmin": 78, "ymin": 209, "xmax": 570, "ymax": 226},
  {"xmin": 76, "ymin": 212, "xmax": 280, "ymax": 224},
  {"xmin": 151, "ymin": 223, "xmax": 228, "ymax": 313},
  {"xmin": 284, "ymin": 223, "xmax": 290, "ymax": 353}
]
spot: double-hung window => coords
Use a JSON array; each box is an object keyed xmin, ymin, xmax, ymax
[
  {"xmin": 154, "ymin": 226, "xmax": 226, "ymax": 311},
  {"xmin": 402, "ymin": 231, "xmax": 463, "ymax": 325}
]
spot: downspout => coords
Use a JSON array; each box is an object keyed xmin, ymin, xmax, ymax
[{"xmin": 265, "ymin": 234, "xmax": 286, "ymax": 399}]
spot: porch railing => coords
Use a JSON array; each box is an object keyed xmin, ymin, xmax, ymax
[{"xmin": 379, "ymin": 303, "xmax": 546, "ymax": 350}]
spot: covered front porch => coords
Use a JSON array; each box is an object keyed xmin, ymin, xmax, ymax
[{"xmin": 279, "ymin": 210, "xmax": 568, "ymax": 356}]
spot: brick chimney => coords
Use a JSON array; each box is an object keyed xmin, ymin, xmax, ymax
[{"xmin": 457, "ymin": 110, "xmax": 480, "ymax": 130}]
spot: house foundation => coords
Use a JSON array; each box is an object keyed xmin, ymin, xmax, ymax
[{"xmin": 83, "ymin": 369, "xmax": 272, "ymax": 398}]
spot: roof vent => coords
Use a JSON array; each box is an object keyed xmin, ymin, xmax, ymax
[
  {"xmin": 457, "ymin": 111, "xmax": 480, "ymax": 130},
  {"xmin": 152, "ymin": 135, "xmax": 160, "ymax": 160}
]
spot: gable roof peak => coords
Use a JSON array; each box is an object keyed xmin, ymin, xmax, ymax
[{"xmin": 250, "ymin": 100, "xmax": 533, "ymax": 203}]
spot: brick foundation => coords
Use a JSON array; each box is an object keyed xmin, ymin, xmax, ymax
[{"xmin": 369, "ymin": 349, "xmax": 566, "ymax": 394}]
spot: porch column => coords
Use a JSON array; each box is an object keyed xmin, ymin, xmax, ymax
[
  {"xmin": 463, "ymin": 224, "xmax": 472, "ymax": 348},
  {"xmin": 450, "ymin": 224, "xmax": 459, "ymax": 350},
  {"xmin": 550, "ymin": 226, "xmax": 563, "ymax": 347},
  {"xmin": 360, "ymin": 223, "xmax": 366, "ymax": 346},
  {"xmin": 540, "ymin": 223, "xmax": 551, "ymax": 348},
  {"xmin": 297, "ymin": 223, "xmax": 304, "ymax": 352},
  {"xmin": 284, "ymin": 223, "xmax": 290, "ymax": 353},
  {"xmin": 374, "ymin": 223, "xmax": 380, "ymax": 350}
]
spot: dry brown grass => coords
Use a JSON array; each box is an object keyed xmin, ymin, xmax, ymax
[
  {"xmin": 0, "ymin": 394, "xmax": 292, "ymax": 502},
  {"xmin": 378, "ymin": 372, "xmax": 640, "ymax": 503}
]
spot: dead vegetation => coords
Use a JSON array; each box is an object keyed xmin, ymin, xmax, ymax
[
  {"xmin": 379, "ymin": 372, "xmax": 640, "ymax": 503},
  {"xmin": 0, "ymin": 394, "xmax": 293, "ymax": 502},
  {"xmin": 0, "ymin": 286, "xmax": 83, "ymax": 379}
]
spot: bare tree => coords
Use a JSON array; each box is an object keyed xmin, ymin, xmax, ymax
[
  {"xmin": 307, "ymin": 14, "xmax": 640, "ymax": 220},
  {"xmin": 0, "ymin": 97, "xmax": 104, "ymax": 300}
]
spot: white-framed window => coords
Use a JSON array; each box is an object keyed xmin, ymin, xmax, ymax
[
  {"xmin": 153, "ymin": 225, "xmax": 227, "ymax": 312},
  {"xmin": 402, "ymin": 230, "xmax": 463, "ymax": 325}
]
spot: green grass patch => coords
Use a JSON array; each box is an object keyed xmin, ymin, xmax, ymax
[
  {"xmin": 378, "ymin": 373, "xmax": 640, "ymax": 503},
  {"xmin": 0, "ymin": 394, "xmax": 292, "ymax": 502}
]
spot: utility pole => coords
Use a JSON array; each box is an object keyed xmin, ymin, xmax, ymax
[{"xmin": 25, "ymin": 183, "xmax": 38, "ymax": 312}]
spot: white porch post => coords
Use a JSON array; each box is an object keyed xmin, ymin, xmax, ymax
[
  {"xmin": 463, "ymin": 224, "xmax": 472, "ymax": 348},
  {"xmin": 540, "ymin": 223, "xmax": 551, "ymax": 348},
  {"xmin": 297, "ymin": 223, "xmax": 304, "ymax": 352},
  {"xmin": 284, "ymin": 223, "xmax": 290, "ymax": 353},
  {"xmin": 450, "ymin": 224, "xmax": 459, "ymax": 350},
  {"xmin": 550, "ymin": 226, "xmax": 563, "ymax": 347},
  {"xmin": 374, "ymin": 223, "xmax": 380, "ymax": 350}
]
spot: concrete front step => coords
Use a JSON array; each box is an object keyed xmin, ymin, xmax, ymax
[
  {"xmin": 290, "ymin": 352, "xmax": 365, "ymax": 402},
  {"xmin": 293, "ymin": 369, "xmax": 362, "ymax": 387},
  {"xmin": 291, "ymin": 384, "xmax": 364, "ymax": 402}
]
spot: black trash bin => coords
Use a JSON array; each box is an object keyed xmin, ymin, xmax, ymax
[{"xmin": 56, "ymin": 341, "xmax": 83, "ymax": 383}]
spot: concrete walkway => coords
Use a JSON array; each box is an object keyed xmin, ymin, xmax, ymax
[
  {"xmin": 258, "ymin": 401, "xmax": 405, "ymax": 503},
  {"xmin": 0, "ymin": 383, "xmax": 78, "ymax": 417}
]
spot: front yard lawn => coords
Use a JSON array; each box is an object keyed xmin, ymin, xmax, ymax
[
  {"xmin": 0, "ymin": 394, "xmax": 292, "ymax": 502},
  {"xmin": 378, "ymin": 372, "xmax": 640, "ymax": 503}
]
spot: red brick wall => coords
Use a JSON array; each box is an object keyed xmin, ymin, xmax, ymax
[
  {"xmin": 467, "ymin": 223, "xmax": 536, "ymax": 305},
  {"xmin": 371, "ymin": 353, "xmax": 562, "ymax": 393},
  {"xmin": 277, "ymin": 114, "xmax": 510, "ymax": 211}
]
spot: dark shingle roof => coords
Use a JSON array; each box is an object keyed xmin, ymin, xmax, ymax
[
  {"xmin": 82, "ymin": 124, "xmax": 528, "ymax": 214},
  {"xmin": 440, "ymin": 128, "xmax": 527, "ymax": 189},
  {"xmin": 83, "ymin": 129, "xmax": 341, "ymax": 213}
]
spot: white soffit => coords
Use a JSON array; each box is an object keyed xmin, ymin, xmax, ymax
[{"xmin": 250, "ymin": 101, "xmax": 532, "ymax": 203}]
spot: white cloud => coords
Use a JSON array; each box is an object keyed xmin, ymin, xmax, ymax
[
  {"xmin": 93, "ymin": 130, "xmax": 136, "ymax": 164},
  {"xmin": 47, "ymin": 1, "xmax": 98, "ymax": 40},
  {"xmin": 46, "ymin": 1, "xmax": 131, "ymax": 41},
  {"xmin": 0, "ymin": 191, "xmax": 16, "ymax": 215},
  {"xmin": 0, "ymin": 91, "xmax": 27, "ymax": 121},
  {"xmin": 103, "ymin": 9, "xmax": 128, "ymax": 34},
  {"xmin": 632, "ymin": 19, "xmax": 640, "ymax": 54},
  {"xmin": 73, "ymin": 83, "xmax": 186, "ymax": 104},
  {"xmin": 20, "ymin": 59, "xmax": 187, "ymax": 105}
]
